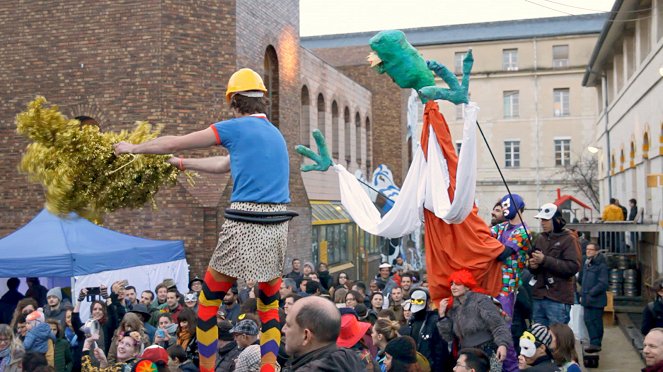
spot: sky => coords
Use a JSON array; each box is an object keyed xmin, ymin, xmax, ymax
[{"xmin": 300, "ymin": 0, "xmax": 615, "ymax": 37}]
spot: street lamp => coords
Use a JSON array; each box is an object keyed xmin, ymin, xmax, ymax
[{"xmin": 587, "ymin": 146, "xmax": 600, "ymax": 154}]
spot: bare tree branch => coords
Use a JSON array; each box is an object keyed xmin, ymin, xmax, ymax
[{"xmin": 554, "ymin": 156, "xmax": 600, "ymax": 211}]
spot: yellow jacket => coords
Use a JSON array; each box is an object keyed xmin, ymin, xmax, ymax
[{"xmin": 602, "ymin": 204, "xmax": 624, "ymax": 221}]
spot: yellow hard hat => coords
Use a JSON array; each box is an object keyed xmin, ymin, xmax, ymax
[{"xmin": 225, "ymin": 68, "xmax": 267, "ymax": 103}]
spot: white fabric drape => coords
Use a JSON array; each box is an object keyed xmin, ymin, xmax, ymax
[{"xmin": 334, "ymin": 103, "xmax": 480, "ymax": 238}]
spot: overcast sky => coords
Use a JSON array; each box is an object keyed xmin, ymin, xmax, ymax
[{"xmin": 300, "ymin": 0, "xmax": 615, "ymax": 36}]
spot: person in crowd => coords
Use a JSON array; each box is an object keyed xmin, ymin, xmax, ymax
[
  {"xmin": 137, "ymin": 345, "xmax": 170, "ymax": 372},
  {"xmin": 369, "ymin": 280, "xmax": 381, "ymax": 294},
  {"xmin": 238, "ymin": 280, "xmax": 256, "ymax": 305},
  {"xmin": 229, "ymin": 319, "xmax": 260, "ymax": 366},
  {"xmin": 377, "ymin": 310, "xmax": 397, "ymax": 322},
  {"xmin": 107, "ymin": 313, "xmax": 148, "ymax": 364},
  {"xmin": 400, "ymin": 274, "xmax": 414, "ymax": 300},
  {"xmin": 304, "ymin": 281, "xmax": 321, "ymax": 297},
  {"xmin": 370, "ymin": 292, "xmax": 385, "ymax": 314},
  {"xmin": 62, "ymin": 308, "xmax": 83, "ymax": 371},
  {"xmin": 0, "ymin": 324, "xmax": 25, "ymax": 372},
  {"xmin": 140, "ymin": 291, "xmax": 155, "ymax": 310},
  {"xmin": 166, "ymin": 344, "xmax": 195, "ymax": 372},
  {"xmin": 401, "ymin": 288, "xmax": 449, "ymax": 371},
  {"xmin": 512, "ymin": 269, "xmax": 533, "ymax": 355},
  {"xmin": 10, "ymin": 298, "xmax": 38, "ymax": 333},
  {"xmin": 175, "ymin": 309, "xmax": 198, "ymax": 367},
  {"xmin": 183, "ymin": 293, "xmax": 198, "ymax": 314},
  {"xmin": 517, "ymin": 323, "xmax": 557, "ymax": 371},
  {"xmin": 214, "ymin": 320, "xmax": 240, "ymax": 372},
  {"xmin": 302, "ymin": 262, "xmax": 315, "ymax": 278},
  {"xmin": 152, "ymin": 284, "xmax": 168, "ymax": 311},
  {"xmin": 188, "ymin": 276, "xmax": 203, "ymax": 295},
  {"xmin": 438, "ymin": 270, "xmax": 510, "ymax": 370},
  {"xmin": 129, "ymin": 304, "xmax": 156, "ymax": 344},
  {"xmin": 279, "ymin": 278, "xmax": 297, "ymax": 302},
  {"xmin": 297, "ymin": 278, "xmax": 309, "ymax": 298},
  {"xmin": 401, "ymin": 300, "xmax": 412, "ymax": 323},
  {"xmin": 46, "ymin": 320, "xmax": 72, "ymax": 372},
  {"xmin": 383, "ymin": 336, "xmax": 419, "ymax": 372},
  {"xmin": 337, "ymin": 308, "xmax": 375, "ymax": 370},
  {"xmin": 154, "ymin": 314, "xmax": 177, "ymax": 349},
  {"xmin": 22, "ymin": 311, "xmax": 55, "ymax": 355},
  {"xmin": 392, "ymin": 257, "xmax": 415, "ymax": 276},
  {"xmin": 81, "ymin": 332, "xmax": 142, "ymax": 371},
  {"xmin": 25, "ymin": 278, "xmax": 48, "ymax": 308},
  {"xmin": 352, "ymin": 282, "xmax": 371, "ymax": 308},
  {"xmin": 123, "ymin": 287, "xmax": 138, "ymax": 310},
  {"xmin": 285, "ymin": 259, "xmax": 304, "ymax": 288},
  {"xmin": 153, "ymin": 289, "xmax": 183, "ymax": 325},
  {"xmin": 283, "ymin": 296, "xmax": 363, "ymax": 370},
  {"xmin": 548, "ymin": 324, "xmax": 580, "ymax": 371},
  {"xmin": 643, "ymin": 328, "xmax": 663, "ymax": 371},
  {"xmin": 20, "ymin": 351, "xmax": 48, "ymax": 372},
  {"xmin": 643, "ymin": 279, "xmax": 663, "ymax": 336},
  {"xmin": 234, "ymin": 343, "xmax": 260, "ymax": 372},
  {"xmin": 282, "ymin": 294, "xmax": 300, "ymax": 316},
  {"xmin": 344, "ymin": 291, "xmax": 362, "ymax": 309},
  {"xmin": 628, "ymin": 198, "xmax": 641, "ymax": 222},
  {"xmin": 387, "ymin": 287, "xmax": 405, "ymax": 323},
  {"xmin": 375, "ymin": 264, "xmax": 397, "ymax": 298},
  {"xmin": 530, "ymin": 203, "xmax": 581, "ymax": 326},
  {"xmin": 491, "ymin": 200, "xmax": 506, "ymax": 226},
  {"xmin": 220, "ymin": 287, "xmax": 241, "ymax": 325},
  {"xmin": 578, "ymin": 242, "xmax": 608, "ymax": 353},
  {"xmin": 335, "ymin": 272, "xmax": 351, "ymax": 291},
  {"xmin": 455, "ymin": 348, "xmax": 490, "ymax": 372},
  {"xmin": 615, "ymin": 199, "xmax": 628, "ymax": 222},
  {"xmin": 355, "ymin": 304, "xmax": 377, "ymax": 327},
  {"xmin": 372, "ymin": 319, "xmax": 400, "ymax": 371},
  {"xmin": 333, "ymin": 288, "xmax": 348, "ymax": 307},
  {"xmin": 0, "ymin": 278, "xmax": 24, "ymax": 325},
  {"xmin": 73, "ymin": 286, "xmax": 125, "ymax": 355},
  {"xmin": 317, "ymin": 263, "xmax": 333, "ymax": 291},
  {"xmin": 601, "ymin": 198, "xmax": 624, "ymax": 221}
]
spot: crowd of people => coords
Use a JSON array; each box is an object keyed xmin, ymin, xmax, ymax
[{"xmin": 1, "ymin": 194, "xmax": 662, "ymax": 372}]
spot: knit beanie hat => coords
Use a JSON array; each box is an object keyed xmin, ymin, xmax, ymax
[
  {"xmin": 47, "ymin": 287, "xmax": 62, "ymax": 302},
  {"xmin": 530, "ymin": 323, "xmax": 552, "ymax": 347},
  {"xmin": 26, "ymin": 309, "xmax": 45, "ymax": 324},
  {"xmin": 385, "ymin": 336, "xmax": 417, "ymax": 364}
]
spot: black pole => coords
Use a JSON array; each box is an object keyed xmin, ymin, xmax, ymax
[{"xmin": 475, "ymin": 120, "xmax": 536, "ymax": 250}]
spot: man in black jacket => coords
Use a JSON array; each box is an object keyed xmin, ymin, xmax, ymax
[
  {"xmin": 642, "ymin": 278, "xmax": 663, "ymax": 336},
  {"xmin": 400, "ymin": 288, "xmax": 450, "ymax": 371},
  {"xmin": 283, "ymin": 296, "xmax": 363, "ymax": 371},
  {"xmin": 578, "ymin": 243, "xmax": 608, "ymax": 353}
]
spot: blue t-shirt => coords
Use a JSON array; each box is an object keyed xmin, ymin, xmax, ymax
[{"xmin": 210, "ymin": 115, "xmax": 290, "ymax": 203}]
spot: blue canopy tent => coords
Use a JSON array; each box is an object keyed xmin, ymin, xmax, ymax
[{"xmin": 0, "ymin": 209, "xmax": 189, "ymax": 319}]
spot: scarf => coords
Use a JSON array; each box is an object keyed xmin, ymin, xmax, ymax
[
  {"xmin": 65, "ymin": 327, "xmax": 78, "ymax": 348},
  {"xmin": 0, "ymin": 348, "xmax": 11, "ymax": 372},
  {"xmin": 177, "ymin": 329, "xmax": 192, "ymax": 349}
]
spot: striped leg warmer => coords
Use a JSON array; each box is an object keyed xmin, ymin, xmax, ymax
[
  {"xmin": 258, "ymin": 277, "xmax": 282, "ymax": 372},
  {"xmin": 197, "ymin": 269, "xmax": 233, "ymax": 372}
]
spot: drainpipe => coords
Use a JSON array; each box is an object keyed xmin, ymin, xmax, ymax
[
  {"xmin": 533, "ymin": 38, "xmax": 541, "ymax": 208},
  {"xmin": 602, "ymin": 74, "xmax": 613, "ymax": 199}
]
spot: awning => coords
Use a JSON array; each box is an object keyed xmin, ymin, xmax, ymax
[{"xmin": 311, "ymin": 200, "xmax": 352, "ymax": 225}]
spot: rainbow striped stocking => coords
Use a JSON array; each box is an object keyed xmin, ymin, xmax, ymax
[
  {"xmin": 197, "ymin": 269, "xmax": 233, "ymax": 372},
  {"xmin": 258, "ymin": 277, "xmax": 282, "ymax": 372}
]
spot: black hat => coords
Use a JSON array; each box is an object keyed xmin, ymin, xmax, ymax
[
  {"xmin": 188, "ymin": 276, "xmax": 203, "ymax": 291},
  {"xmin": 218, "ymin": 320, "xmax": 234, "ymax": 341},
  {"xmin": 385, "ymin": 336, "xmax": 417, "ymax": 364},
  {"xmin": 129, "ymin": 304, "xmax": 151, "ymax": 323},
  {"xmin": 354, "ymin": 304, "xmax": 369, "ymax": 320}
]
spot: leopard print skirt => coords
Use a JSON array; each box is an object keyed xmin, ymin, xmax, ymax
[{"xmin": 209, "ymin": 202, "xmax": 289, "ymax": 281}]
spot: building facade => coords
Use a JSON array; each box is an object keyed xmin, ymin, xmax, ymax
[
  {"xmin": 583, "ymin": 0, "xmax": 663, "ymax": 285},
  {"xmin": 304, "ymin": 14, "xmax": 606, "ymax": 229}
]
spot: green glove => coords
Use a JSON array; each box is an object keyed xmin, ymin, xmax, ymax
[
  {"xmin": 296, "ymin": 129, "xmax": 333, "ymax": 172},
  {"xmin": 418, "ymin": 49, "xmax": 474, "ymax": 105}
]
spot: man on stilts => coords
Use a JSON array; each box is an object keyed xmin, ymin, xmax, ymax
[{"xmin": 115, "ymin": 68, "xmax": 291, "ymax": 372}]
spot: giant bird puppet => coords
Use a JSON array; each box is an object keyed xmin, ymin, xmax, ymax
[{"xmin": 297, "ymin": 30, "xmax": 506, "ymax": 305}]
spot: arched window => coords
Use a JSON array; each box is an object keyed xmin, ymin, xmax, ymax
[
  {"xmin": 355, "ymin": 112, "xmax": 362, "ymax": 165},
  {"xmin": 407, "ymin": 136, "xmax": 413, "ymax": 166},
  {"xmin": 365, "ymin": 117, "xmax": 372, "ymax": 174},
  {"xmin": 610, "ymin": 153, "xmax": 615, "ymax": 174},
  {"xmin": 317, "ymin": 94, "xmax": 326, "ymax": 142},
  {"xmin": 264, "ymin": 46, "xmax": 280, "ymax": 128},
  {"xmin": 75, "ymin": 115, "xmax": 99, "ymax": 127},
  {"xmin": 619, "ymin": 147, "xmax": 625, "ymax": 171},
  {"xmin": 643, "ymin": 131, "xmax": 649, "ymax": 159},
  {"xmin": 630, "ymin": 140, "xmax": 635, "ymax": 168},
  {"xmin": 300, "ymin": 86, "xmax": 310, "ymax": 146},
  {"xmin": 344, "ymin": 107, "xmax": 351, "ymax": 163},
  {"xmin": 331, "ymin": 101, "xmax": 339, "ymax": 159}
]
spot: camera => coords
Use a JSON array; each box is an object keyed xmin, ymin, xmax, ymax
[
  {"xmin": 156, "ymin": 329, "xmax": 166, "ymax": 339},
  {"xmin": 86, "ymin": 287, "xmax": 101, "ymax": 302}
]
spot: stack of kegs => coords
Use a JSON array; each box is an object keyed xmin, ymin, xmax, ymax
[
  {"xmin": 617, "ymin": 256, "xmax": 630, "ymax": 270},
  {"xmin": 609, "ymin": 268, "xmax": 623, "ymax": 296},
  {"xmin": 623, "ymin": 269, "xmax": 639, "ymax": 297}
]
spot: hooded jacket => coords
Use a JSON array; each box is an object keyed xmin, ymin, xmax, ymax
[
  {"xmin": 578, "ymin": 252, "xmax": 609, "ymax": 308},
  {"xmin": 23, "ymin": 322, "xmax": 56, "ymax": 354},
  {"xmin": 284, "ymin": 343, "xmax": 364, "ymax": 372},
  {"xmin": 401, "ymin": 310, "xmax": 450, "ymax": 371},
  {"xmin": 530, "ymin": 229, "xmax": 581, "ymax": 305}
]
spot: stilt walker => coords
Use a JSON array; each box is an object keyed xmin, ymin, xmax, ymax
[{"xmin": 114, "ymin": 68, "xmax": 294, "ymax": 372}]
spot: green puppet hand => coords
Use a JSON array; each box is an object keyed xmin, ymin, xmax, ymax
[
  {"xmin": 296, "ymin": 129, "xmax": 334, "ymax": 172},
  {"xmin": 418, "ymin": 49, "xmax": 474, "ymax": 105}
]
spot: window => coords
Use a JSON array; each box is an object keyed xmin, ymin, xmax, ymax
[
  {"xmin": 344, "ymin": 107, "xmax": 351, "ymax": 162},
  {"xmin": 553, "ymin": 45, "xmax": 569, "ymax": 68},
  {"xmin": 455, "ymin": 141, "xmax": 462, "ymax": 155},
  {"xmin": 317, "ymin": 94, "xmax": 325, "ymax": 139},
  {"xmin": 455, "ymin": 103, "xmax": 465, "ymax": 120},
  {"xmin": 300, "ymin": 86, "xmax": 310, "ymax": 146},
  {"xmin": 503, "ymin": 91, "xmax": 519, "ymax": 118},
  {"xmin": 554, "ymin": 139, "xmax": 571, "ymax": 166},
  {"xmin": 264, "ymin": 46, "xmax": 280, "ymax": 127},
  {"xmin": 454, "ymin": 52, "xmax": 466, "ymax": 74},
  {"xmin": 355, "ymin": 113, "xmax": 362, "ymax": 164},
  {"xmin": 504, "ymin": 140, "xmax": 520, "ymax": 167},
  {"xmin": 503, "ymin": 49, "xmax": 518, "ymax": 71},
  {"xmin": 553, "ymin": 88, "xmax": 570, "ymax": 117},
  {"xmin": 331, "ymin": 101, "xmax": 339, "ymax": 159}
]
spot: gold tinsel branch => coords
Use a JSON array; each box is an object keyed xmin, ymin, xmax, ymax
[{"xmin": 16, "ymin": 96, "xmax": 193, "ymax": 223}]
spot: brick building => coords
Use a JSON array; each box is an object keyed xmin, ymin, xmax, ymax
[{"xmin": 0, "ymin": 1, "xmax": 384, "ymax": 281}]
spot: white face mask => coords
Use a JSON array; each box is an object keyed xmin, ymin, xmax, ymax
[
  {"xmin": 519, "ymin": 332, "xmax": 537, "ymax": 358},
  {"xmin": 409, "ymin": 290, "xmax": 427, "ymax": 314}
]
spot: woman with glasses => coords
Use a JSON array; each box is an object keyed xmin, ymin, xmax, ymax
[{"xmin": 0, "ymin": 324, "xmax": 24, "ymax": 372}]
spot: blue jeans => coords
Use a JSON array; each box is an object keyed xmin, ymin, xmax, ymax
[
  {"xmin": 532, "ymin": 298, "xmax": 571, "ymax": 327},
  {"xmin": 584, "ymin": 306, "xmax": 604, "ymax": 347}
]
